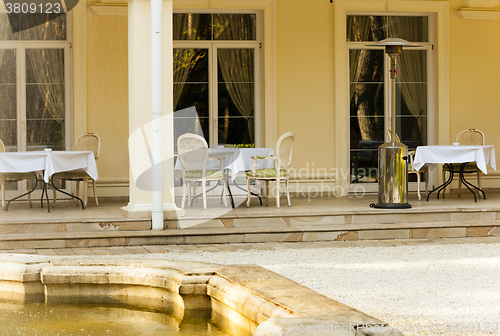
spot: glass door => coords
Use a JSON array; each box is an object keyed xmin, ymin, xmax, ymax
[
  {"xmin": 347, "ymin": 15, "xmax": 431, "ymax": 193},
  {"xmin": 0, "ymin": 15, "xmax": 70, "ymax": 201},
  {"xmin": 216, "ymin": 47, "xmax": 255, "ymax": 147},
  {"xmin": 0, "ymin": 49, "xmax": 17, "ymax": 152},
  {"xmin": 0, "ymin": 46, "xmax": 69, "ymax": 199},
  {"xmin": 25, "ymin": 48, "xmax": 66, "ymax": 151},
  {"xmin": 173, "ymin": 47, "xmax": 210, "ymax": 152},
  {"xmin": 173, "ymin": 13, "xmax": 259, "ymax": 149},
  {"xmin": 349, "ymin": 48, "xmax": 385, "ymax": 186}
]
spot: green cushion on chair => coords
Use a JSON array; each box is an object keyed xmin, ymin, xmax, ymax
[
  {"xmin": 247, "ymin": 168, "xmax": 289, "ymax": 178},
  {"xmin": 444, "ymin": 162, "xmax": 479, "ymax": 172},
  {"xmin": 0, "ymin": 172, "xmax": 34, "ymax": 179},
  {"xmin": 184, "ymin": 170, "xmax": 223, "ymax": 179},
  {"xmin": 53, "ymin": 170, "xmax": 89, "ymax": 180}
]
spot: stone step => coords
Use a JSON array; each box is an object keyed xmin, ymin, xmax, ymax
[
  {"xmin": 1, "ymin": 207, "xmax": 499, "ymax": 233},
  {"xmin": 1, "ymin": 220, "xmax": 499, "ymax": 250}
]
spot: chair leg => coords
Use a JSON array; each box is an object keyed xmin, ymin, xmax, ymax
[
  {"xmin": 1, "ymin": 180, "xmax": 5, "ymax": 210},
  {"xmin": 52, "ymin": 179, "xmax": 57, "ymax": 205},
  {"xmin": 276, "ymin": 180, "xmax": 280, "ymax": 209},
  {"xmin": 75, "ymin": 180, "xmax": 81, "ymax": 205},
  {"xmin": 286, "ymin": 179, "xmax": 291, "ymax": 207},
  {"xmin": 27, "ymin": 178, "xmax": 33, "ymax": 208},
  {"xmin": 222, "ymin": 178, "xmax": 228, "ymax": 207},
  {"xmin": 417, "ymin": 172, "xmax": 421, "ymax": 201},
  {"xmin": 181, "ymin": 181, "xmax": 187, "ymax": 209},
  {"xmin": 202, "ymin": 178, "xmax": 207, "ymax": 210},
  {"xmin": 193, "ymin": 182, "xmax": 197, "ymax": 204},
  {"xmin": 265, "ymin": 181, "xmax": 269, "ymax": 206},
  {"xmin": 83, "ymin": 178, "xmax": 89, "ymax": 207},
  {"xmin": 246, "ymin": 178, "xmax": 252, "ymax": 207},
  {"xmin": 92, "ymin": 179, "xmax": 99, "ymax": 206},
  {"xmin": 477, "ymin": 171, "xmax": 482, "ymax": 198}
]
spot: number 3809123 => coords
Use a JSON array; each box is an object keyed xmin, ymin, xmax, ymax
[{"xmin": 5, "ymin": 2, "xmax": 62, "ymax": 14}]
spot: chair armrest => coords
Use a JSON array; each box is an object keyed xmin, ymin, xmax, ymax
[
  {"xmin": 207, "ymin": 156, "xmax": 226, "ymax": 172},
  {"xmin": 251, "ymin": 155, "xmax": 275, "ymax": 160},
  {"xmin": 250, "ymin": 156, "xmax": 276, "ymax": 175}
]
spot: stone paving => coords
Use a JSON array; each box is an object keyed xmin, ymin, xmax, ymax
[{"xmin": 3, "ymin": 236, "xmax": 500, "ymax": 256}]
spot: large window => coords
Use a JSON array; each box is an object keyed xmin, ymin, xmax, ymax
[
  {"xmin": 0, "ymin": 14, "xmax": 70, "ymax": 195},
  {"xmin": 0, "ymin": 14, "xmax": 69, "ymax": 152},
  {"xmin": 347, "ymin": 15, "xmax": 430, "ymax": 188},
  {"xmin": 173, "ymin": 13, "xmax": 259, "ymax": 149}
]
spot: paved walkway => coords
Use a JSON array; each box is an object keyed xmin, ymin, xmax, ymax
[{"xmin": 2, "ymin": 236, "xmax": 500, "ymax": 256}]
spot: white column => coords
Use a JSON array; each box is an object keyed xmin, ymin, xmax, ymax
[
  {"xmin": 122, "ymin": 0, "xmax": 183, "ymax": 221},
  {"xmin": 150, "ymin": 0, "xmax": 163, "ymax": 229}
]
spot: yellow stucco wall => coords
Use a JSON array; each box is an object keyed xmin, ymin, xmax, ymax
[
  {"xmin": 449, "ymin": 0, "xmax": 500, "ymax": 153},
  {"xmin": 76, "ymin": 0, "xmax": 500, "ymax": 199},
  {"xmin": 86, "ymin": 3, "xmax": 129, "ymax": 188},
  {"xmin": 276, "ymin": 0, "xmax": 336, "ymax": 179}
]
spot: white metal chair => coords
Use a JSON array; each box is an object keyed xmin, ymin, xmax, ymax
[
  {"xmin": 246, "ymin": 132, "xmax": 295, "ymax": 208},
  {"xmin": 177, "ymin": 133, "xmax": 228, "ymax": 210},
  {"xmin": 52, "ymin": 133, "xmax": 100, "ymax": 207},
  {"xmin": 442, "ymin": 128, "xmax": 484, "ymax": 197},
  {"xmin": 408, "ymin": 150, "xmax": 428, "ymax": 200},
  {"xmin": 0, "ymin": 139, "xmax": 35, "ymax": 210}
]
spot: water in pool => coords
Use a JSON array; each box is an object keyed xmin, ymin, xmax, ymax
[{"xmin": 0, "ymin": 300, "xmax": 248, "ymax": 336}]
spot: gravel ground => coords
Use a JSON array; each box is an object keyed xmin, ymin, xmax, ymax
[{"xmin": 105, "ymin": 243, "xmax": 500, "ymax": 336}]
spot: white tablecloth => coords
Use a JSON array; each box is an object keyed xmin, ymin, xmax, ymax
[
  {"xmin": 413, "ymin": 145, "xmax": 496, "ymax": 174},
  {"xmin": 0, "ymin": 151, "xmax": 98, "ymax": 183},
  {"xmin": 175, "ymin": 147, "xmax": 274, "ymax": 181}
]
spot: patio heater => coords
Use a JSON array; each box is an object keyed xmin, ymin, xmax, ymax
[{"xmin": 369, "ymin": 38, "xmax": 421, "ymax": 209}]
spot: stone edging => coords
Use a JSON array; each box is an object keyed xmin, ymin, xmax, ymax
[{"xmin": 0, "ymin": 254, "xmax": 403, "ymax": 336}]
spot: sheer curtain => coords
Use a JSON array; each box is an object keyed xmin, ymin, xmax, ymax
[
  {"xmin": 26, "ymin": 48, "xmax": 65, "ymax": 122},
  {"xmin": 217, "ymin": 48, "xmax": 254, "ymax": 142},
  {"xmin": 23, "ymin": 18, "xmax": 66, "ymax": 123},
  {"xmin": 348, "ymin": 16, "xmax": 371, "ymax": 102},
  {"xmin": 173, "ymin": 14, "xmax": 200, "ymax": 111},
  {"xmin": 348, "ymin": 16, "xmax": 373, "ymax": 141},
  {"xmin": 215, "ymin": 15, "xmax": 255, "ymax": 143},
  {"xmin": 386, "ymin": 16, "xmax": 427, "ymax": 120}
]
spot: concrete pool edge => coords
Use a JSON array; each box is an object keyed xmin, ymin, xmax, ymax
[{"xmin": 0, "ymin": 254, "xmax": 403, "ymax": 336}]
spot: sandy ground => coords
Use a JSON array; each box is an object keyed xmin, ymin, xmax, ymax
[{"xmin": 106, "ymin": 242, "xmax": 500, "ymax": 336}]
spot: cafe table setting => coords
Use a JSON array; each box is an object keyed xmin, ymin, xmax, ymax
[
  {"xmin": 413, "ymin": 144, "xmax": 496, "ymax": 202},
  {"xmin": 0, "ymin": 149, "xmax": 98, "ymax": 211}
]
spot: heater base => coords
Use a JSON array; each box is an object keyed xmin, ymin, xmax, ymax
[{"xmin": 370, "ymin": 202, "xmax": 412, "ymax": 209}]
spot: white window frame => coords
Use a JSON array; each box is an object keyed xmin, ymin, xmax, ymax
[
  {"xmin": 173, "ymin": 11, "xmax": 262, "ymax": 148},
  {"xmin": 0, "ymin": 12, "xmax": 73, "ymax": 198},
  {"xmin": 346, "ymin": 20, "xmax": 434, "ymax": 193},
  {"xmin": 334, "ymin": 0, "xmax": 450, "ymax": 196}
]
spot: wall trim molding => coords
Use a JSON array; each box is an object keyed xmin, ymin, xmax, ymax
[
  {"xmin": 91, "ymin": 3, "xmax": 128, "ymax": 15},
  {"xmin": 458, "ymin": 7, "xmax": 500, "ymax": 19}
]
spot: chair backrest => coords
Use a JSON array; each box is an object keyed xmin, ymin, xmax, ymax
[
  {"xmin": 177, "ymin": 133, "xmax": 208, "ymax": 170},
  {"xmin": 456, "ymin": 128, "xmax": 484, "ymax": 145},
  {"xmin": 276, "ymin": 132, "xmax": 294, "ymax": 169},
  {"xmin": 407, "ymin": 150, "xmax": 416, "ymax": 172},
  {"xmin": 0, "ymin": 139, "xmax": 4, "ymax": 153},
  {"xmin": 75, "ymin": 133, "xmax": 100, "ymax": 159}
]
